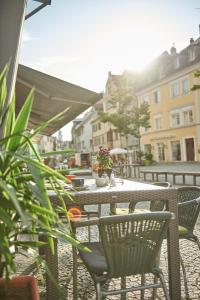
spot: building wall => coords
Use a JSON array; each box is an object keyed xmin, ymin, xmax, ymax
[
  {"xmin": 91, "ymin": 116, "xmax": 121, "ymax": 153},
  {"xmin": 71, "ymin": 109, "xmax": 96, "ymax": 153},
  {"xmin": 96, "ymin": 71, "xmax": 138, "ymax": 152},
  {"xmin": 138, "ymin": 61, "xmax": 200, "ymax": 162}
]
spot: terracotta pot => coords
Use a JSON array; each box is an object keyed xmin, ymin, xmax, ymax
[{"xmin": 0, "ymin": 276, "xmax": 40, "ymax": 300}]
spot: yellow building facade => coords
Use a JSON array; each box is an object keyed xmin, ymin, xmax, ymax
[{"xmin": 137, "ymin": 40, "xmax": 200, "ymax": 162}]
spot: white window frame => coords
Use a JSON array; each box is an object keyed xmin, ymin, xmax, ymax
[
  {"xmin": 189, "ymin": 49, "xmax": 195, "ymax": 61},
  {"xmin": 174, "ymin": 56, "xmax": 180, "ymax": 69},
  {"xmin": 154, "ymin": 114, "xmax": 162, "ymax": 130},
  {"xmin": 181, "ymin": 77, "xmax": 189, "ymax": 94},
  {"xmin": 170, "ymin": 111, "xmax": 181, "ymax": 127},
  {"xmin": 170, "ymin": 106, "xmax": 193, "ymax": 127},
  {"xmin": 170, "ymin": 81, "xmax": 180, "ymax": 97},
  {"xmin": 154, "ymin": 89, "xmax": 161, "ymax": 104},
  {"xmin": 182, "ymin": 106, "xmax": 193, "ymax": 125},
  {"xmin": 141, "ymin": 94, "xmax": 149, "ymax": 104}
]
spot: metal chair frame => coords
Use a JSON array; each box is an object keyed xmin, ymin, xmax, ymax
[{"xmin": 177, "ymin": 194, "xmax": 200, "ymax": 299}]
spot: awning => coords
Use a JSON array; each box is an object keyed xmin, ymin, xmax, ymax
[{"xmin": 16, "ymin": 64, "xmax": 102, "ymax": 136}]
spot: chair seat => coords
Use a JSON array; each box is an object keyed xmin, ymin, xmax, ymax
[
  {"xmin": 178, "ymin": 225, "xmax": 189, "ymax": 236},
  {"xmin": 79, "ymin": 242, "xmax": 107, "ymax": 276}
]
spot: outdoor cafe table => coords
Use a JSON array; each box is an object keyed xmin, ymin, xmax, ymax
[{"xmin": 47, "ymin": 179, "xmax": 180, "ymax": 300}]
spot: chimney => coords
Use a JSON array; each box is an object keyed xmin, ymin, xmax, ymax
[
  {"xmin": 170, "ymin": 45, "xmax": 177, "ymax": 56},
  {"xmin": 190, "ymin": 38, "xmax": 194, "ymax": 44}
]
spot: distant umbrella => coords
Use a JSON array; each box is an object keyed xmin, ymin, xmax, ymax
[{"xmin": 110, "ymin": 148, "xmax": 127, "ymax": 155}]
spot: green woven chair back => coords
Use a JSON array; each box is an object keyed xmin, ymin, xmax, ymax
[
  {"xmin": 150, "ymin": 182, "xmax": 170, "ymax": 211},
  {"xmin": 178, "ymin": 198, "xmax": 200, "ymax": 232},
  {"xmin": 99, "ymin": 212, "xmax": 172, "ymax": 278},
  {"xmin": 177, "ymin": 186, "xmax": 200, "ymax": 203}
]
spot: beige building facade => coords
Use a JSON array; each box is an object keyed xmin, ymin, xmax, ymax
[{"xmin": 137, "ymin": 38, "xmax": 200, "ymax": 162}]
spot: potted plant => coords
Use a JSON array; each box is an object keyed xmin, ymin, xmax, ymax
[
  {"xmin": 0, "ymin": 65, "xmax": 88, "ymax": 298},
  {"xmin": 136, "ymin": 150, "xmax": 144, "ymax": 165},
  {"xmin": 144, "ymin": 152, "xmax": 153, "ymax": 166},
  {"xmin": 97, "ymin": 146, "xmax": 113, "ymax": 178}
]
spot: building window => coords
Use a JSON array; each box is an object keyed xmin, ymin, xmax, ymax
[
  {"xmin": 157, "ymin": 143, "xmax": 165, "ymax": 161},
  {"xmin": 142, "ymin": 95, "xmax": 149, "ymax": 103},
  {"xmin": 154, "ymin": 90, "xmax": 161, "ymax": 104},
  {"xmin": 189, "ymin": 48, "xmax": 195, "ymax": 61},
  {"xmin": 92, "ymin": 123, "xmax": 101, "ymax": 132},
  {"xmin": 174, "ymin": 56, "xmax": 180, "ymax": 69},
  {"xmin": 155, "ymin": 115, "xmax": 162, "ymax": 130},
  {"xmin": 171, "ymin": 112, "xmax": 180, "ymax": 127},
  {"xmin": 107, "ymin": 131, "xmax": 113, "ymax": 142},
  {"xmin": 114, "ymin": 131, "xmax": 118, "ymax": 140},
  {"xmin": 182, "ymin": 78, "xmax": 189, "ymax": 93},
  {"xmin": 183, "ymin": 109, "xmax": 193, "ymax": 125},
  {"xmin": 171, "ymin": 141, "xmax": 181, "ymax": 161},
  {"xmin": 171, "ymin": 82, "xmax": 180, "ymax": 97},
  {"xmin": 170, "ymin": 106, "xmax": 193, "ymax": 127},
  {"xmin": 144, "ymin": 144, "xmax": 152, "ymax": 154}
]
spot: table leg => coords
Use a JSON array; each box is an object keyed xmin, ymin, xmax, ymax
[
  {"xmin": 166, "ymin": 192, "xmax": 181, "ymax": 300},
  {"xmin": 183, "ymin": 175, "xmax": 185, "ymax": 185},
  {"xmin": 173, "ymin": 175, "xmax": 176, "ymax": 185},
  {"xmin": 121, "ymin": 277, "xmax": 126, "ymax": 300},
  {"xmin": 165, "ymin": 173, "xmax": 167, "ymax": 182}
]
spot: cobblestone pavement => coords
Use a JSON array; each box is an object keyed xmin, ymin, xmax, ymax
[
  {"xmin": 16, "ymin": 203, "xmax": 200, "ymax": 300},
  {"xmin": 15, "ymin": 163, "xmax": 200, "ymax": 299}
]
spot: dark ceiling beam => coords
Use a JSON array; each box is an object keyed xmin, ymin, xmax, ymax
[{"xmin": 25, "ymin": 0, "xmax": 51, "ymax": 20}]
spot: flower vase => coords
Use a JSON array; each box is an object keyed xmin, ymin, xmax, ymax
[{"xmin": 98, "ymin": 168, "xmax": 112, "ymax": 178}]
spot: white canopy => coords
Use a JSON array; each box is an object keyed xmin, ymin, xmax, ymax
[{"xmin": 110, "ymin": 148, "xmax": 127, "ymax": 155}]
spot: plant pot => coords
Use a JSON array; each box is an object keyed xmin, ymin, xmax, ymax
[
  {"xmin": 144, "ymin": 160, "xmax": 152, "ymax": 166},
  {"xmin": 0, "ymin": 276, "xmax": 40, "ymax": 300}
]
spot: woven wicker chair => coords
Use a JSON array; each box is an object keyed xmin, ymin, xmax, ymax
[
  {"xmin": 177, "ymin": 186, "xmax": 200, "ymax": 203},
  {"xmin": 77, "ymin": 212, "xmax": 172, "ymax": 300},
  {"xmin": 177, "ymin": 194, "xmax": 200, "ymax": 299},
  {"xmin": 110, "ymin": 181, "xmax": 171, "ymax": 215}
]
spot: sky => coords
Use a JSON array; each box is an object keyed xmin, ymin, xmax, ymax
[{"xmin": 21, "ymin": 0, "xmax": 200, "ymax": 140}]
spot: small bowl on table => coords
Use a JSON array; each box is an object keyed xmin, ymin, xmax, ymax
[{"xmin": 71, "ymin": 177, "xmax": 85, "ymax": 188}]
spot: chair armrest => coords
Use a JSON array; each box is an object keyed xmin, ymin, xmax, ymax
[{"xmin": 178, "ymin": 197, "xmax": 200, "ymax": 207}]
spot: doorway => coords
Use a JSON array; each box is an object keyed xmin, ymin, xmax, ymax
[
  {"xmin": 157, "ymin": 143, "xmax": 165, "ymax": 161},
  {"xmin": 185, "ymin": 138, "xmax": 194, "ymax": 161}
]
